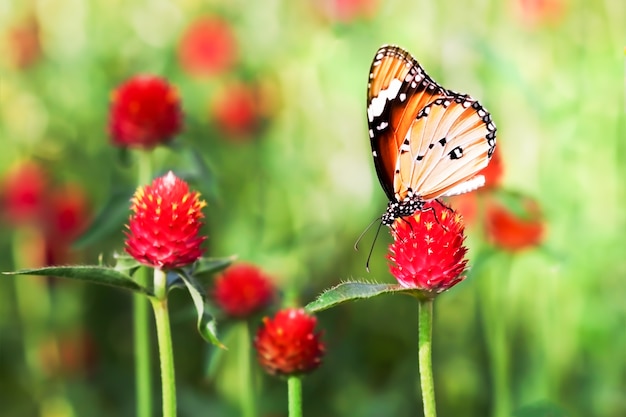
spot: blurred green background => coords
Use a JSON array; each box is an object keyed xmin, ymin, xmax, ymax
[{"xmin": 1, "ymin": 0, "xmax": 624, "ymax": 416}]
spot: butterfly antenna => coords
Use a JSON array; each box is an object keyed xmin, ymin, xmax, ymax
[
  {"xmin": 354, "ymin": 216, "xmax": 383, "ymax": 251},
  {"xmin": 365, "ymin": 220, "xmax": 385, "ymax": 272}
]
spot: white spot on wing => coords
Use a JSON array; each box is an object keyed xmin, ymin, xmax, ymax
[
  {"xmin": 441, "ymin": 175, "xmax": 486, "ymax": 197},
  {"xmin": 367, "ymin": 78, "xmax": 402, "ymax": 121}
]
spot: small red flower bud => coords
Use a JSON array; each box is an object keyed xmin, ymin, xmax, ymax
[
  {"xmin": 213, "ymin": 263, "xmax": 275, "ymax": 318},
  {"xmin": 254, "ymin": 308, "xmax": 325, "ymax": 377},
  {"xmin": 108, "ymin": 76, "xmax": 182, "ymax": 149},
  {"xmin": 387, "ymin": 202, "xmax": 468, "ymax": 294},
  {"xmin": 125, "ymin": 172, "xmax": 206, "ymax": 269},
  {"xmin": 178, "ymin": 17, "xmax": 237, "ymax": 76},
  {"xmin": 485, "ymin": 196, "xmax": 544, "ymax": 252}
]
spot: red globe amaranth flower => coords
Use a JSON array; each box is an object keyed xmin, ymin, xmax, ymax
[
  {"xmin": 47, "ymin": 184, "xmax": 90, "ymax": 241},
  {"xmin": 485, "ymin": 197, "xmax": 544, "ymax": 252},
  {"xmin": 447, "ymin": 146, "xmax": 504, "ymax": 224},
  {"xmin": 480, "ymin": 146, "xmax": 504, "ymax": 191},
  {"xmin": 7, "ymin": 17, "xmax": 41, "ymax": 69},
  {"xmin": 211, "ymin": 84, "xmax": 262, "ymax": 138},
  {"xmin": 6, "ymin": 16, "xmax": 42, "ymax": 69},
  {"xmin": 255, "ymin": 308, "xmax": 325, "ymax": 377},
  {"xmin": 1, "ymin": 161, "xmax": 48, "ymax": 225},
  {"xmin": 44, "ymin": 185, "xmax": 90, "ymax": 266},
  {"xmin": 516, "ymin": 0, "xmax": 565, "ymax": 26},
  {"xmin": 125, "ymin": 172, "xmax": 206, "ymax": 269},
  {"xmin": 317, "ymin": 0, "xmax": 378, "ymax": 22},
  {"xmin": 213, "ymin": 263, "xmax": 275, "ymax": 318},
  {"xmin": 387, "ymin": 202, "xmax": 468, "ymax": 293},
  {"xmin": 178, "ymin": 17, "xmax": 237, "ymax": 76},
  {"xmin": 108, "ymin": 76, "xmax": 182, "ymax": 149},
  {"xmin": 39, "ymin": 329, "xmax": 97, "ymax": 377}
]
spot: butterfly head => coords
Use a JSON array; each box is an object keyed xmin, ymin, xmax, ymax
[{"xmin": 382, "ymin": 195, "xmax": 425, "ymax": 226}]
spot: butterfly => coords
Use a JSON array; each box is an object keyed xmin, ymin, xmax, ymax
[{"xmin": 367, "ymin": 45, "xmax": 496, "ymax": 225}]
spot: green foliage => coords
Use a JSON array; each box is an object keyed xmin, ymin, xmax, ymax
[{"xmin": 1, "ymin": 0, "xmax": 625, "ymax": 416}]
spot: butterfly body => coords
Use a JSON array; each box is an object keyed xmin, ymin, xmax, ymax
[{"xmin": 367, "ymin": 45, "xmax": 496, "ymax": 225}]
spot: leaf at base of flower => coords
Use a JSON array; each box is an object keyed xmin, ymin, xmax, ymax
[
  {"xmin": 305, "ymin": 281, "xmax": 431, "ymax": 313},
  {"xmin": 3, "ymin": 266, "xmax": 150, "ymax": 295},
  {"xmin": 177, "ymin": 270, "xmax": 225, "ymax": 349},
  {"xmin": 192, "ymin": 256, "xmax": 237, "ymax": 276}
]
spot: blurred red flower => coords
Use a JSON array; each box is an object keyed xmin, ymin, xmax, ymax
[
  {"xmin": 387, "ymin": 201, "xmax": 468, "ymax": 294},
  {"xmin": 125, "ymin": 172, "xmax": 206, "ymax": 269},
  {"xmin": 485, "ymin": 196, "xmax": 544, "ymax": 252},
  {"xmin": 317, "ymin": 0, "xmax": 378, "ymax": 22},
  {"xmin": 178, "ymin": 17, "xmax": 237, "ymax": 76},
  {"xmin": 254, "ymin": 308, "xmax": 325, "ymax": 377},
  {"xmin": 210, "ymin": 82, "xmax": 268, "ymax": 139},
  {"xmin": 516, "ymin": 0, "xmax": 565, "ymax": 26},
  {"xmin": 39, "ymin": 328, "xmax": 97, "ymax": 377},
  {"xmin": 447, "ymin": 145, "xmax": 504, "ymax": 225},
  {"xmin": 213, "ymin": 263, "xmax": 275, "ymax": 318},
  {"xmin": 108, "ymin": 75, "xmax": 182, "ymax": 149},
  {"xmin": 44, "ymin": 185, "xmax": 91, "ymax": 266},
  {"xmin": 1, "ymin": 161, "xmax": 48, "ymax": 225},
  {"xmin": 6, "ymin": 16, "xmax": 41, "ymax": 69}
]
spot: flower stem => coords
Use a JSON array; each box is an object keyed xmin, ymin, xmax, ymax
[
  {"xmin": 241, "ymin": 320, "xmax": 257, "ymax": 417},
  {"xmin": 151, "ymin": 268, "xmax": 177, "ymax": 417},
  {"xmin": 287, "ymin": 376, "xmax": 303, "ymax": 417},
  {"xmin": 134, "ymin": 151, "xmax": 153, "ymax": 417},
  {"xmin": 418, "ymin": 298, "xmax": 437, "ymax": 417},
  {"xmin": 134, "ymin": 267, "xmax": 152, "ymax": 417},
  {"xmin": 480, "ymin": 254, "xmax": 513, "ymax": 417}
]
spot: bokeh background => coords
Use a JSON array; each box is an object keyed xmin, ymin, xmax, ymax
[{"xmin": 1, "ymin": 0, "xmax": 624, "ymax": 416}]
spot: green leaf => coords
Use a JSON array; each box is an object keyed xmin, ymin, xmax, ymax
[
  {"xmin": 192, "ymin": 256, "xmax": 237, "ymax": 276},
  {"xmin": 112, "ymin": 253, "xmax": 143, "ymax": 275},
  {"xmin": 3, "ymin": 266, "xmax": 151, "ymax": 295},
  {"xmin": 73, "ymin": 189, "xmax": 134, "ymax": 248},
  {"xmin": 177, "ymin": 270, "xmax": 225, "ymax": 349},
  {"xmin": 305, "ymin": 281, "xmax": 429, "ymax": 313}
]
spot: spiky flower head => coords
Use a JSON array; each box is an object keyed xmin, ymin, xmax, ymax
[
  {"xmin": 387, "ymin": 201, "xmax": 468, "ymax": 294},
  {"xmin": 108, "ymin": 75, "xmax": 182, "ymax": 149},
  {"xmin": 254, "ymin": 308, "xmax": 325, "ymax": 377},
  {"xmin": 125, "ymin": 172, "xmax": 206, "ymax": 269}
]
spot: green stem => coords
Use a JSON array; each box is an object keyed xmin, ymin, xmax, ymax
[
  {"xmin": 134, "ymin": 151, "xmax": 153, "ymax": 417},
  {"xmin": 241, "ymin": 320, "xmax": 257, "ymax": 417},
  {"xmin": 151, "ymin": 268, "xmax": 177, "ymax": 417},
  {"xmin": 418, "ymin": 298, "xmax": 437, "ymax": 417},
  {"xmin": 480, "ymin": 254, "xmax": 513, "ymax": 417},
  {"xmin": 287, "ymin": 376, "xmax": 303, "ymax": 417},
  {"xmin": 134, "ymin": 267, "xmax": 152, "ymax": 417}
]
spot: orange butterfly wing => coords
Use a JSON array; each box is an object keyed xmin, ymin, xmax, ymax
[
  {"xmin": 367, "ymin": 45, "xmax": 446, "ymax": 201},
  {"xmin": 367, "ymin": 45, "xmax": 496, "ymax": 206}
]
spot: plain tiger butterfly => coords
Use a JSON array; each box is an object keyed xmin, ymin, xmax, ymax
[{"xmin": 367, "ymin": 45, "xmax": 497, "ymax": 225}]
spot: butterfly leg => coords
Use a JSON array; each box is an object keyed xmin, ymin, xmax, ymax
[{"xmin": 424, "ymin": 199, "xmax": 450, "ymax": 232}]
